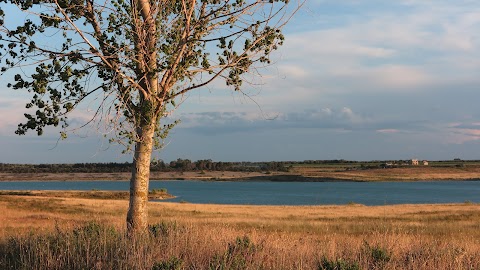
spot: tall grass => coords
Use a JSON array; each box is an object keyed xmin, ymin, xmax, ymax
[
  {"xmin": 1, "ymin": 195, "xmax": 480, "ymax": 269},
  {"xmin": 1, "ymin": 220, "xmax": 479, "ymax": 270}
]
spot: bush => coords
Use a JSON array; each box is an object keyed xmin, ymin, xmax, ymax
[
  {"xmin": 152, "ymin": 257, "xmax": 183, "ymax": 270},
  {"xmin": 362, "ymin": 241, "xmax": 391, "ymax": 268},
  {"xmin": 317, "ymin": 257, "xmax": 360, "ymax": 270},
  {"xmin": 209, "ymin": 236, "xmax": 259, "ymax": 270},
  {"xmin": 150, "ymin": 188, "xmax": 167, "ymax": 194},
  {"xmin": 149, "ymin": 221, "xmax": 178, "ymax": 238}
]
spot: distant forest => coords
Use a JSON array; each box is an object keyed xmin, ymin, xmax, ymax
[
  {"xmin": 0, "ymin": 159, "xmax": 290, "ymax": 173},
  {"xmin": 0, "ymin": 159, "xmax": 472, "ymax": 174}
]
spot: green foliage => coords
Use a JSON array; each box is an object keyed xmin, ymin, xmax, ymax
[
  {"xmin": 73, "ymin": 221, "xmax": 118, "ymax": 238},
  {"xmin": 209, "ymin": 236, "xmax": 259, "ymax": 270},
  {"xmin": 152, "ymin": 257, "xmax": 183, "ymax": 270},
  {"xmin": 149, "ymin": 221, "xmax": 178, "ymax": 238},
  {"xmin": 317, "ymin": 257, "xmax": 360, "ymax": 270},
  {"xmin": 362, "ymin": 241, "xmax": 391, "ymax": 268},
  {"xmin": 0, "ymin": 0, "xmax": 294, "ymax": 150},
  {"xmin": 150, "ymin": 188, "xmax": 167, "ymax": 194}
]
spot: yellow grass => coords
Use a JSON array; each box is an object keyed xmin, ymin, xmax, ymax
[
  {"xmin": 0, "ymin": 171, "xmax": 270, "ymax": 181},
  {"xmin": 1, "ymin": 193, "xmax": 480, "ymax": 269},
  {"xmin": 293, "ymin": 166, "xmax": 480, "ymax": 181}
]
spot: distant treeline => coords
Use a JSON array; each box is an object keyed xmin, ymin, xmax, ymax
[
  {"xmin": 298, "ymin": 159, "xmax": 475, "ymax": 164},
  {"xmin": 0, "ymin": 159, "xmax": 476, "ymax": 174},
  {"xmin": 0, "ymin": 159, "xmax": 288, "ymax": 174}
]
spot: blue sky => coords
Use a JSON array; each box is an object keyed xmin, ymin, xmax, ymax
[{"xmin": 2, "ymin": 1, "xmax": 480, "ymax": 163}]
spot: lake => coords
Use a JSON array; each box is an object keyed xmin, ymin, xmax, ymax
[{"xmin": 0, "ymin": 180, "xmax": 479, "ymax": 205}]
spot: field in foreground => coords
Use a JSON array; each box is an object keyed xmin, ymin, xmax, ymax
[{"xmin": 1, "ymin": 192, "xmax": 480, "ymax": 269}]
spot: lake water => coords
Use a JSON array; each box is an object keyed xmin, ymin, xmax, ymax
[
  {"xmin": 1, "ymin": 180, "xmax": 479, "ymax": 205},
  {"xmin": 0, "ymin": 180, "xmax": 480, "ymax": 205}
]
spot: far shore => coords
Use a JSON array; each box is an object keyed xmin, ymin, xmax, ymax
[
  {"xmin": 0, "ymin": 190, "xmax": 175, "ymax": 200},
  {"xmin": 2, "ymin": 165, "xmax": 480, "ymax": 181}
]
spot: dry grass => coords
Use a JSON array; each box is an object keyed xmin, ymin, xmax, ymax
[
  {"xmin": 1, "ymin": 194, "xmax": 480, "ymax": 269},
  {"xmin": 293, "ymin": 165, "xmax": 480, "ymax": 181},
  {"xmin": 0, "ymin": 171, "xmax": 271, "ymax": 181},
  {"xmin": 0, "ymin": 190, "xmax": 173, "ymax": 200}
]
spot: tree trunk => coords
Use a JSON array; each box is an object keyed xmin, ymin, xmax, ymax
[{"xmin": 126, "ymin": 123, "xmax": 155, "ymax": 233}]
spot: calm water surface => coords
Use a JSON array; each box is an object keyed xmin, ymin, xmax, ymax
[{"xmin": 0, "ymin": 180, "xmax": 478, "ymax": 205}]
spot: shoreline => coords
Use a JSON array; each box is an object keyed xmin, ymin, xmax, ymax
[
  {"xmin": 0, "ymin": 189, "xmax": 478, "ymax": 206},
  {"xmin": 1, "ymin": 171, "xmax": 480, "ymax": 182},
  {"xmin": 0, "ymin": 190, "xmax": 175, "ymax": 200}
]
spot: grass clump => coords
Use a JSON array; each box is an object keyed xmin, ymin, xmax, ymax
[
  {"xmin": 317, "ymin": 257, "xmax": 360, "ymax": 270},
  {"xmin": 362, "ymin": 241, "xmax": 391, "ymax": 268},
  {"xmin": 149, "ymin": 221, "xmax": 178, "ymax": 238},
  {"xmin": 209, "ymin": 236, "xmax": 259, "ymax": 270},
  {"xmin": 152, "ymin": 256, "xmax": 183, "ymax": 270},
  {"xmin": 150, "ymin": 188, "xmax": 168, "ymax": 194}
]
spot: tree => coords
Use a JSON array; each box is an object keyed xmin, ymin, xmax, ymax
[{"xmin": 0, "ymin": 0, "xmax": 301, "ymax": 232}]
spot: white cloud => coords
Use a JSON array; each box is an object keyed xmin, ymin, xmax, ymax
[
  {"xmin": 163, "ymin": 1, "xmax": 480, "ymax": 116},
  {"xmin": 277, "ymin": 65, "xmax": 310, "ymax": 79},
  {"xmin": 321, "ymin": 107, "xmax": 332, "ymax": 115},
  {"xmin": 341, "ymin": 65, "xmax": 433, "ymax": 90},
  {"xmin": 377, "ymin": 129, "xmax": 401, "ymax": 134},
  {"xmin": 277, "ymin": 1, "xmax": 480, "ymax": 88},
  {"xmin": 0, "ymin": 93, "xmax": 111, "ymax": 139},
  {"xmin": 445, "ymin": 122, "xmax": 480, "ymax": 144},
  {"xmin": 0, "ymin": 98, "xmax": 27, "ymax": 135},
  {"xmin": 177, "ymin": 106, "xmax": 373, "ymax": 134}
]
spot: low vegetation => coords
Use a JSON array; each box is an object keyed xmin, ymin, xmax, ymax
[
  {"xmin": 1, "ymin": 194, "xmax": 479, "ymax": 269},
  {"xmin": 0, "ymin": 190, "xmax": 174, "ymax": 200},
  {"xmin": 0, "ymin": 159, "xmax": 477, "ymax": 174},
  {"xmin": 3, "ymin": 159, "xmax": 480, "ymax": 181},
  {"xmin": 0, "ymin": 159, "xmax": 288, "ymax": 174}
]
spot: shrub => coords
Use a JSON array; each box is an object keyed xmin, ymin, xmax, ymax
[
  {"xmin": 150, "ymin": 188, "xmax": 167, "ymax": 194},
  {"xmin": 362, "ymin": 241, "xmax": 391, "ymax": 268},
  {"xmin": 152, "ymin": 256, "xmax": 183, "ymax": 270},
  {"xmin": 149, "ymin": 221, "xmax": 178, "ymax": 238},
  {"xmin": 317, "ymin": 257, "xmax": 360, "ymax": 270},
  {"xmin": 209, "ymin": 236, "xmax": 259, "ymax": 270}
]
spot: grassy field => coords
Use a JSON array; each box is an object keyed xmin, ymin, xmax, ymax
[
  {"xmin": 289, "ymin": 164, "xmax": 480, "ymax": 181},
  {"xmin": 1, "ymin": 192, "xmax": 479, "ymax": 269}
]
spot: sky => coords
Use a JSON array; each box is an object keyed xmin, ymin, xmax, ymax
[{"xmin": 2, "ymin": 1, "xmax": 480, "ymax": 163}]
